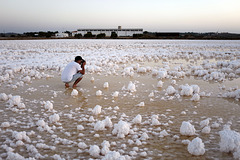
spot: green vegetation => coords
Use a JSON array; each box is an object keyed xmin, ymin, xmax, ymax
[
  {"xmin": 97, "ymin": 33, "xmax": 106, "ymax": 39},
  {"xmin": 110, "ymin": 32, "xmax": 118, "ymax": 39}
]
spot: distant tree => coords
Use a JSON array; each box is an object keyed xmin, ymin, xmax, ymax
[
  {"xmin": 111, "ymin": 32, "xmax": 118, "ymax": 39},
  {"xmin": 133, "ymin": 34, "xmax": 143, "ymax": 38},
  {"xmin": 96, "ymin": 33, "xmax": 106, "ymax": 39},
  {"xmin": 74, "ymin": 33, "xmax": 82, "ymax": 39},
  {"xmin": 84, "ymin": 32, "xmax": 93, "ymax": 38}
]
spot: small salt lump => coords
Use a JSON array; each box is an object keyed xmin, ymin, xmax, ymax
[
  {"xmin": 166, "ymin": 86, "xmax": 176, "ymax": 95},
  {"xmin": 187, "ymin": 137, "xmax": 205, "ymax": 156},
  {"xmin": 127, "ymin": 81, "xmax": 136, "ymax": 92},
  {"xmin": 89, "ymin": 145, "xmax": 100, "ymax": 158},
  {"xmin": 49, "ymin": 114, "xmax": 60, "ymax": 123},
  {"xmin": 180, "ymin": 121, "xmax": 196, "ymax": 136},
  {"xmin": 92, "ymin": 105, "xmax": 102, "ymax": 115},
  {"xmin": 157, "ymin": 81, "xmax": 164, "ymax": 88},
  {"xmin": 96, "ymin": 90, "xmax": 102, "ymax": 96},
  {"xmin": 112, "ymin": 91, "xmax": 119, "ymax": 98},
  {"xmin": 71, "ymin": 89, "xmax": 78, "ymax": 96},
  {"xmin": 132, "ymin": 114, "xmax": 142, "ymax": 124},
  {"xmin": 0, "ymin": 93, "xmax": 8, "ymax": 101},
  {"xmin": 44, "ymin": 101, "xmax": 53, "ymax": 110},
  {"xmin": 136, "ymin": 102, "xmax": 145, "ymax": 107},
  {"xmin": 112, "ymin": 120, "xmax": 130, "ymax": 138},
  {"xmin": 1, "ymin": 122, "xmax": 10, "ymax": 128},
  {"xmin": 103, "ymin": 82, "xmax": 109, "ymax": 89}
]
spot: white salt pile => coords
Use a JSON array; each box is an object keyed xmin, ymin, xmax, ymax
[
  {"xmin": 166, "ymin": 86, "xmax": 176, "ymax": 95},
  {"xmin": 219, "ymin": 126, "xmax": 240, "ymax": 158},
  {"xmin": 112, "ymin": 91, "xmax": 119, "ymax": 98},
  {"xmin": 44, "ymin": 101, "xmax": 53, "ymax": 110},
  {"xmin": 0, "ymin": 93, "xmax": 8, "ymax": 101},
  {"xmin": 180, "ymin": 121, "xmax": 196, "ymax": 136},
  {"xmin": 96, "ymin": 90, "xmax": 102, "ymax": 96},
  {"xmin": 71, "ymin": 89, "xmax": 78, "ymax": 96},
  {"xmin": 127, "ymin": 81, "xmax": 136, "ymax": 92},
  {"xmin": 112, "ymin": 120, "xmax": 130, "ymax": 138},
  {"xmin": 92, "ymin": 105, "xmax": 102, "ymax": 115},
  {"xmin": 49, "ymin": 114, "xmax": 60, "ymax": 123},
  {"xmin": 157, "ymin": 80, "xmax": 163, "ymax": 88},
  {"xmin": 136, "ymin": 102, "xmax": 145, "ymax": 107},
  {"xmin": 89, "ymin": 145, "xmax": 100, "ymax": 158},
  {"xmin": 132, "ymin": 114, "xmax": 142, "ymax": 124},
  {"xmin": 187, "ymin": 137, "xmax": 205, "ymax": 156},
  {"xmin": 103, "ymin": 82, "xmax": 109, "ymax": 88},
  {"xmin": 1, "ymin": 122, "xmax": 10, "ymax": 128}
]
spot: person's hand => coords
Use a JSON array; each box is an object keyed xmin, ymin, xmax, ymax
[{"xmin": 82, "ymin": 61, "xmax": 86, "ymax": 66}]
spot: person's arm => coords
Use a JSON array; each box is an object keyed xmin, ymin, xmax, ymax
[{"xmin": 78, "ymin": 62, "xmax": 86, "ymax": 75}]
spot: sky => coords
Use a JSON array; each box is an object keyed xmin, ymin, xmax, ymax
[{"xmin": 0, "ymin": 0, "xmax": 240, "ymax": 33}]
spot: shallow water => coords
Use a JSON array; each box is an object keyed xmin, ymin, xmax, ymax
[{"xmin": 0, "ymin": 40, "xmax": 240, "ymax": 159}]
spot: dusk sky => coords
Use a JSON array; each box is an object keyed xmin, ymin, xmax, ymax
[{"xmin": 1, "ymin": 0, "xmax": 240, "ymax": 33}]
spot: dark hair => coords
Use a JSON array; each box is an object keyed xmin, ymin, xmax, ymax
[{"xmin": 75, "ymin": 56, "xmax": 82, "ymax": 62}]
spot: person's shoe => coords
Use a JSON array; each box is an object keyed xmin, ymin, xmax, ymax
[{"xmin": 72, "ymin": 84, "xmax": 77, "ymax": 88}]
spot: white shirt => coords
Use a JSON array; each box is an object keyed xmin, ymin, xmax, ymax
[{"xmin": 61, "ymin": 61, "xmax": 81, "ymax": 82}]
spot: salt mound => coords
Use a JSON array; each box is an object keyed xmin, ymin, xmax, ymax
[
  {"xmin": 103, "ymin": 82, "xmax": 109, "ymax": 89},
  {"xmin": 166, "ymin": 86, "xmax": 176, "ymax": 95},
  {"xmin": 219, "ymin": 127, "xmax": 240, "ymax": 154},
  {"xmin": 200, "ymin": 118, "xmax": 210, "ymax": 128},
  {"xmin": 44, "ymin": 101, "xmax": 53, "ymax": 110},
  {"xmin": 77, "ymin": 125, "xmax": 84, "ymax": 130},
  {"xmin": 157, "ymin": 81, "xmax": 163, "ymax": 88},
  {"xmin": 202, "ymin": 126, "xmax": 211, "ymax": 134},
  {"xmin": 9, "ymin": 95, "xmax": 21, "ymax": 106},
  {"xmin": 136, "ymin": 102, "xmax": 145, "ymax": 107},
  {"xmin": 222, "ymin": 89, "xmax": 240, "ymax": 100},
  {"xmin": 1, "ymin": 122, "xmax": 10, "ymax": 128},
  {"xmin": 180, "ymin": 121, "xmax": 196, "ymax": 136},
  {"xmin": 90, "ymin": 77, "xmax": 95, "ymax": 82},
  {"xmin": 96, "ymin": 90, "xmax": 102, "ymax": 96},
  {"xmin": 36, "ymin": 120, "xmax": 46, "ymax": 127},
  {"xmin": 132, "ymin": 114, "xmax": 142, "ymax": 124},
  {"xmin": 112, "ymin": 91, "xmax": 119, "ymax": 98},
  {"xmin": 127, "ymin": 81, "xmax": 136, "ymax": 92},
  {"xmin": 89, "ymin": 145, "xmax": 100, "ymax": 158},
  {"xmin": 179, "ymin": 84, "xmax": 200, "ymax": 96},
  {"xmin": 78, "ymin": 142, "xmax": 87, "ymax": 149},
  {"xmin": 71, "ymin": 89, "xmax": 78, "ymax": 96},
  {"xmin": 157, "ymin": 69, "xmax": 167, "ymax": 79},
  {"xmin": 148, "ymin": 92, "xmax": 154, "ymax": 97},
  {"xmin": 49, "ymin": 114, "xmax": 60, "ymax": 123},
  {"xmin": 103, "ymin": 151, "xmax": 121, "ymax": 160},
  {"xmin": 22, "ymin": 76, "xmax": 31, "ymax": 83},
  {"xmin": 94, "ymin": 120, "xmax": 105, "ymax": 131},
  {"xmin": 112, "ymin": 120, "xmax": 130, "ymax": 138},
  {"xmin": 92, "ymin": 105, "xmax": 102, "ymax": 115},
  {"xmin": 187, "ymin": 137, "xmax": 205, "ymax": 156},
  {"xmin": 104, "ymin": 117, "xmax": 113, "ymax": 128},
  {"xmin": 0, "ymin": 93, "xmax": 8, "ymax": 101}
]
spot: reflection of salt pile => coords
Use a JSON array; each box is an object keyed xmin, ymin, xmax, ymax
[
  {"xmin": 180, "ymin": 121, "xmax": 196, "ymax": 136},
  {"xmin": 112, "ymin": 120, "xmax": 130, "ymax": 138},
  {"xmin": 187, "ymin": 137, "xmax": 205, "ymax": 156},
  {"xmin": 219, "ymin": 125, "xmax": 240, "ymax": 159}
]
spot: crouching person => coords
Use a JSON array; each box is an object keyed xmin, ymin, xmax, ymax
[{"xmin": 61, "ymin": 56, "xmax": 86, "ymax": 88}]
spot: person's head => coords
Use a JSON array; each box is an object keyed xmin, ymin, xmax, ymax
[{"xmin": 75, "ymin": 56, "xmax": 83, "ymax": 63}]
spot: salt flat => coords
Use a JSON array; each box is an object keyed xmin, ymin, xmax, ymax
[{"xmin": 0, "ymin": 39, "xmax": 240, "ymax": 159}]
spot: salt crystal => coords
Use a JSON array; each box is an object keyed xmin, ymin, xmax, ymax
[
  {"xmin": 187, "ymin": 137, "xmax": 205, "ymax": 156},
  {"xmin": 71, "ymin": 89, "xmax": 78, "ymax": 96}
]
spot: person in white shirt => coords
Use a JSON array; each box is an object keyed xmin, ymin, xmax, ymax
[{"xmin": 61, "ymin": 56, "xmax": 86, "ymax": 88}]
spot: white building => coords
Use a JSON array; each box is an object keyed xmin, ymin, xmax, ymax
[
  {"xmin": 72, "ymin": 26, "xmax": 143, "ymax": 37},
  {"xmin": 55, "ymin": 32, "xmax": 69, "ymax": 38}
]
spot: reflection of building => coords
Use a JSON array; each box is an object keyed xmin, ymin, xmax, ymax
[
  {"xmin": 55, "ymin": 32, "xmax": 69, "ymax": 38},
  {"xmin": 72, "ymin": 26, "xmax": 143, "ymax": 37}
]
